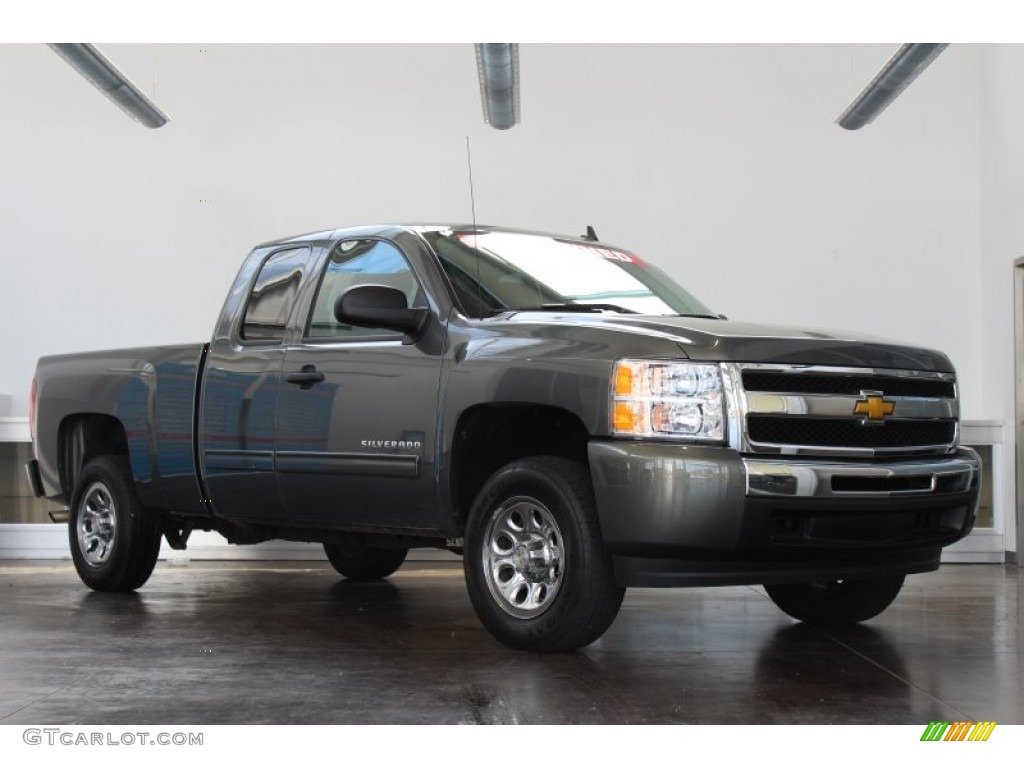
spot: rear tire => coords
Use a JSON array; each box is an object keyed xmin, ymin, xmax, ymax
[
  {"xmin": 765, "ymin": 575, "xmax": 906, "ymax": 625},
  {"xmin": 68, "ymin": 456, "xmax": 162, "ymax": 592},
  {"xmin": 324, "ymin": 537, "xmax": 408, "ymax": 581},
  {"xmin": 464, "ymin": 457, "xmax": 625, "ymax": 652}
]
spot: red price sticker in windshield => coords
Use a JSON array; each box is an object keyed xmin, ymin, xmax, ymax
[{"xmin": 573, "ymin": 243, "xmax": 648, "ymax": 267}]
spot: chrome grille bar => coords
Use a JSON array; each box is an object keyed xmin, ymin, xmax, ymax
[{"xmin": 730, "ymin": 364, "xmax": 959, "ymax": 458}]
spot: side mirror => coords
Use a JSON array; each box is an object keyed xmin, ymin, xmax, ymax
[{"xmin": 335, "ymin": 285, "xmax": 429, "ymax": 343}]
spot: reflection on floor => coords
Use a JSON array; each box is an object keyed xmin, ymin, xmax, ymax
[{"xmin": 0, "ymin": 560, "xmax": 1020, "ymax": 724}]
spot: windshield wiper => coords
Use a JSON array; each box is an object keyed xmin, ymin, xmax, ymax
[
  {"xmin": 509, "ymin": 303, "xmax": 640, "ymax": 315},
  {"xmin": 672, "ymin": 313, "xmax": 723, "ymax": 319}
]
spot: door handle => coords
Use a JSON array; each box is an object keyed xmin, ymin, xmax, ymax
[{"xmin": 286, "ymin": 365, "xmax": 325, "ymax": 389}]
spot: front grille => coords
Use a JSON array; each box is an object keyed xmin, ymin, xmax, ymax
[
  {"xmin": 831, "ymin": 475, "xmax": 933, "ymax": 493},
  {"xmin": 742, "ymin": 372, "xmax": 954, "ymax": 398},
  {"xmin": 747, "ymin": 416, "xmax": 956, "ymax": 449}
]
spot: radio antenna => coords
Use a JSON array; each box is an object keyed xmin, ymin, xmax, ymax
[
  {"xmin": 466, "ymin": 136, "xmax": 478, "ymax": 232},
  {"xmin": 466, "ymin": 136, "xmax": 483, "ymax": 317}
]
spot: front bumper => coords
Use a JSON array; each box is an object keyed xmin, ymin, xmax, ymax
[{"xmin": 587, "ymin": 440, "xmax": 981, "ymax": 587}]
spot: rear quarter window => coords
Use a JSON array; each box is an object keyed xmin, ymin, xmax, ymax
[{"xmin": 241, "ymin": 247, "xmax": 311, "ymax": 343}]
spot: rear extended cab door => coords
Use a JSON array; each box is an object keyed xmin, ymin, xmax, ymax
[{"xmin": 197, "ymin": 241, "xmax": 323, "ymax": 525}]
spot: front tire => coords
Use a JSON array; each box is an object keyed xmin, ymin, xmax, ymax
[
  {"xmin": 765, "ymin": 575, "xmax": 906, "ymax": 625},
  {"xmin": 69, "ymin": 456, "xmax": 162, "ymax": 592},
  {"xmin": 464, "ymin": 457, "xmax": 625, "ymax": 652},
  {"xmin": 324, "ymin": 537, "xmax": 408, "ymax": 581}
]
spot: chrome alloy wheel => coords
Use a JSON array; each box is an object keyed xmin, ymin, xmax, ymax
[
  {"xmin": 482, "ymin": 496, "xmax": 565, "ymax": 619},
  {"xmin": 77, "ymin": 481, "xmax": 118, "ymax": 566}
]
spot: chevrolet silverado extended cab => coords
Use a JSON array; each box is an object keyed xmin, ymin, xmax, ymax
[{"xmin": 27, "ymin": 225, "xmax": 981, "ymax": 651}]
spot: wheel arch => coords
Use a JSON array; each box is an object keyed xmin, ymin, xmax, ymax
[
  {"xmin": 447, "ymin": 402, "xmax": 592, "ymax": 533},
  {"xmin": 58, "ymin": 414, "xmax": 133, "ymax": 499}
]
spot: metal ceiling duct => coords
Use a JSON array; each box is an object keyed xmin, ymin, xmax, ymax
[
  {"xmin": 837, "ymin": 43, "xmax": 948, "ymax": 130},
  {"xmin": 475, "ymin": 43, "xmax": 520, "ymax": 130},
  {"xmin": 48, "ymin": 43, "xmax": 169, "ymax": 128}
]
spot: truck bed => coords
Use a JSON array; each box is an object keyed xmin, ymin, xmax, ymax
[{"xmin": 33, "ymin": 343, "xmax": 207, "ymax": 512}]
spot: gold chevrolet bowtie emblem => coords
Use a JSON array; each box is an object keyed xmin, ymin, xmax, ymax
[{"xmin": 854, "ymin": 393, "xmax": 895, "ymax": 422}]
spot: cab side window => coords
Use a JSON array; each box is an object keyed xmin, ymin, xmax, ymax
[
  {"xmin": 241, "ymin": 247, "xmax": 310, "ymax": 343},
  {"xmin": 306, "ymin": 239, "xmax": 423, "ymax": 341}
]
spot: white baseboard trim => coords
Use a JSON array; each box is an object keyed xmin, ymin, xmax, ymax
[
  {"xmin": 941, "ymin": 530, "xmax": 1005, "ymax": 564},
  {"xmin": 0, "ymin": 523, "xmax": 1002, "ymax": 564},
  {"xmin": 0, "ymin": 417, "xmax": 29, "ymax": 441},
  {"xmin": 0, "ymin": 524, "xmax": 459, "ymax": 562},
  {"xmin": 941, "ymin": 551, "xmax": 1006, "ymax": 564},
  {"xmin": 0, "ymin": 524, "xmax": 70, "ymax": 559}
]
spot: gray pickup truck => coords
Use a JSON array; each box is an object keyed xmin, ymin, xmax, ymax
[{"xmin": 27, "ymin": 224, "xmax": 981, "ymax": 651}]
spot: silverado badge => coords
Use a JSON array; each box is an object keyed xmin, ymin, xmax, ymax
[{"xmin": 854, "ymin": 392, "xmax": 895, "ymax": 423}]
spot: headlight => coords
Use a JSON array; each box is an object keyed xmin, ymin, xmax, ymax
[{"xmin": 611, "ymin": 359, "xmax": 725, "ymax": 441}]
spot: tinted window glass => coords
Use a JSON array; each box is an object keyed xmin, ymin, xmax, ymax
[
  {"xmin": 242, "ymin": 247, "xmax": 309, "ymax": 342},
  {"xmin": 307, "ymin": 239, "xmax": 423, "ymax": 340},
  {"xmin": 423, "ymin": 230, "xmax": 714, "ymax": 319}
]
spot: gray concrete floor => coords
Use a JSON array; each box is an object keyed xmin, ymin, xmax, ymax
[{"xmin": 0, "ymin": 560, "xmax": 1020, "ymax": 724}]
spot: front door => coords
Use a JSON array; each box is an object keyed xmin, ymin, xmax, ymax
[{"xmin": 275, "ymin": 238, "xmax": 444, "ymax": 532}]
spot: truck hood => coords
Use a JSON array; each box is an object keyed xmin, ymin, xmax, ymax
[{"xmin": 506, "ymin": 312, "xmax": 955, "ymax": 372}]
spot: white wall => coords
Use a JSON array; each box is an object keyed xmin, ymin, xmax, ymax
[
  {"xmin": 0, "ymin": 43, "xmax": 1011, "ymax": 548},
  {"xmin": 979, "ymin": 44, "xmax": 1024, "ymax": 556},
  {"xmin": 0, "ymin": 43, "xmax": 985, "ymax": 409}
]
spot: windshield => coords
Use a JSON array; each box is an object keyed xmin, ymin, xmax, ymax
[{"xmin": 424, "ymin": 230, "xmax": 715, "ymax": 319}]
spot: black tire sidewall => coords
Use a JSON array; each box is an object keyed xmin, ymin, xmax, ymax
[
  {"xmin": 68, "ymin": 456, "xmax": 160, "ymax": 592},
  {"xmin": 464, "ymin": 458, "xmax": 622, "ymax": 652},
  {"xmin": 765, "ymin": 575, "xmax": 906, "ymax": 625},
  {"xmin": 323, "ymin": 540, "xmax": 408, "ymax": 580}
]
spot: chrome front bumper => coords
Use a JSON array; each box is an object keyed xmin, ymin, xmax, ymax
[{"xmin": 744, "ymin": 447, "xmax": 981, "ymax": 500}]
